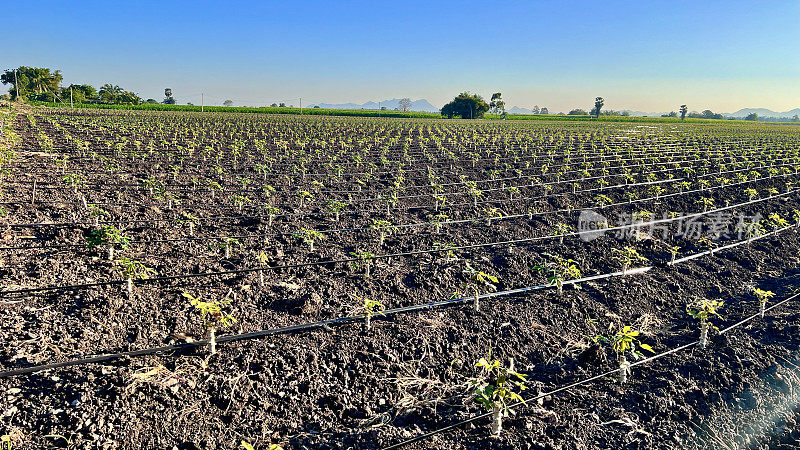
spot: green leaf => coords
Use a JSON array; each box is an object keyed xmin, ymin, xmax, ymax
[
  {"xmin": 639, "ymin": 343, "xmax": 655, "ymax": 353},
  {"xmin": 241, "ymin": 441, "xmax": 255, "ymax": 450}
]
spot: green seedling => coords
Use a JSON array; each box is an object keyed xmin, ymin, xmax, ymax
[
  {"xmin": 296, "ymin": 228, "xmax": 324, "ymax": 252},
  {"xmin": 349, "ymin": 250, "xmax": 377, "ymax": 278},
  {"xmin": 463, "ymin": 263, "xmax": 498, "ymax": 312},
  {"xmin": 221, "ymin": 237, "xmax": 242, "ymax": 259},
  {"xmin": 605, "ymin": 325, "xmax": 654, "ymax": 384},
  {"xmin": 432, "ymin": 193, "xmax": 447, "ymax": 211},
  {"xmin": 551, "ymin": 223, "xmax": 572, "ymax": 244},
  {"xmin": 256, "ymin": 252, "xmax": 270, "ymax": 286},
  {"xmin": 667, "ymin": 245, "xmax": 680, "ymax": 265},
  {"xmin": 534, "ymin": 253, "xmax": 581, "ymax": 296},
  {"xmin": 736, "ymin": 219, "xmax": 764, "ymax": 243},
  {"xmin": 179, "ymin": 212, "xmax": 200, "ymax": 236},
  {"xmin": 264, "ymin": 205, "xmax": 280, "ymax": 227},
  {"xmin": 433, "ymin": 242, "xmax": 458, "ymax": 262},
  {"xmin": 767, "ymin": 212, "xmax": 789, "ymax": 230},
  {"xmin": 231, "ymin": 194, "xmax": 250, "ymax": 213},
  {"xmin": 687, "ymin": 299, "xmax": 724, "ymax": 349},
  {"xmin": 370, "ymin": 219, "xmax": 398, "ymax": 247},
  {"xmin": 116, "ymin": 257, "xmax": 156, "ymax": 297},
  {"xmin": 88, "ymin": 204, "xmax": 108, "ymax": 226},
  {"xmin": 695, "ymin": 196, "xmax": 715, "ymax": 211},
  {"xmin": 484, "ymin": 207, "xmax": 504, "ymax": 226},
  {"xmin": 86, "ymin": 225, "xmax": 130, "ymax": 260},
  {"xmin": 594, "ymin": 194, "xmax": 612, "ymax": 207},
  {"xmin": 470, "ymin": 351, "xmax": 527, "ymax": 436},
  {"xmin": 184, "ymin": 292, "xmax": 236, "ymax": 355},
  {"xmin": 297, "ymin": 190, "xmax": 313, "ymax": 208},
  {"xmin": 351, "ymin": 295, "xmax": 385, "ymax": 331},
  {"xmin": 506, "ymin": 186, "xmax": 520, "ymax": 200},
  {"xmin": 752, "ymin": 288, "xmax": 775, "ymax": 318},
  {"xmin": 611, "ymin": 246, "xmax": 647, "ymax": 275},
  {"xmin": 326, "ymin": 201, "xmax": 347, "ymax": 222},
  {"xmin": 430, "ymin": 213, "xmax": 449, "ymax": 233}
]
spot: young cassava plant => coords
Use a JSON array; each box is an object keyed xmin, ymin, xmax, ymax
[
  {"xmin": 534, "ymin": 253, "xmax": 581, "ymax": 295},
  {"xmin": 463, "ymin": 263, "xmax": 498, "ymax": 312},
  {"xmin": 611, "ymin": 246, "xmax": 647, "ymax": 275},
  {"xmin": 350, "ymin": 295, "xmax": 385, "ymax": 331},
  {"xmin": 604, "ymin": 325, "xmax": 654, "ymax": 384},
  {"xmin": 687, "ymin": 299, "xmax": 724, "ymax": 349},
  {"xmin": 470, "ymin": 351, "xmax": 527, "ymax": 437},
  {"xmin": 184, "ymin": 292, "xmax": 236, "ymax": 355},
  {"xmin": 86, "ymin": 225, "xmax": 130, "ymax": 260},
  {"xmin": 752, "ymin": 288, "xmax": 775, "ymax": 318},
  {"xmin": 115, "ymin": 257, "xmax": 156, "ymax": 297}
]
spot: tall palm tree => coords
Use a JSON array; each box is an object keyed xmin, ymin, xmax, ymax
[{"xmin": 99, "ymin": 84, "xmax": 123, "ymax": 103}]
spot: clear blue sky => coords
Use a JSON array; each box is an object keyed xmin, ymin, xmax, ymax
[{"xmin": 5, "ymin": 0, "xmax": 799, "ymax": 112}]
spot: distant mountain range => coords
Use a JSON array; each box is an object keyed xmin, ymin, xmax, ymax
[
  {"xmin": 308, "ymin": 98, "xmax": 439, "ymax": 112},
  {"xmin": 723, "ymin": 108, "xmax": 800, "ymax": 118}
]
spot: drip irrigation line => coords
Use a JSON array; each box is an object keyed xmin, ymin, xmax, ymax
[
  {"xmin": 4, "ymin": 161, "xmax": 797, "ymax": 230},
  {"xmin": 1, "ymin": 188, "xmax": 796, "ymax": 298},
  {"xmin": 21, "ymin": 155, "xmax": 789, "ymax": 212},
  {"xmin": 5, "ymin": 135, "xmax": 789, "ymax": 197},
  {"xmin": 1, "ymin": 167, "xmax": 795, "ymax": 253},
  {"xmin": 9, "ymin": 132, "xmax": 749, "ymax": 178},
  {"xmin": 4, "ymin": 148, "xmax": 792, "ymax": 203},
  {"xmin": 381, "ymin": 290, "xmax": 800, "ymax": 449},
  {"xmin": 1, "ymin": 231, "xmax": 796, "ymax": 396}
]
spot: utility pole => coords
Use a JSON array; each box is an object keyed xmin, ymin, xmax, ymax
[
  {"xmin": 201, "ymin": 93, "xmax": 204, "ymax": 112},
  {"xmin": 299, "ymin": 97, "xmax": 302, "ymax": 115},
  {"xmin": 70, "ymin": 87, "xmax": 73, "ymax": 108}
]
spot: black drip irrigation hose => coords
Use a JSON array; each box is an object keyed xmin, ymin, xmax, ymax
[
  {"xmin": 380, "ymin": 290, "xmax": 800, "ymax": 449},
  {"xmin": 0, "ymin": 223, "xmax": 795, "ymax": 379},
  {"xmin": 1, "ymin": 163, "xmax": 795, "ymax": 251},
  {"xmin": 2, "ymin": 161, "xmax": 795, "ymax": 251},
  {"xmin": 1, "ymin": 186, "xmax": 797, "ymax": 297}
]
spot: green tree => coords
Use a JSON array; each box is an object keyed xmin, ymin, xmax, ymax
[
  {"xmin": 490, "ymin": 92, "xmax": 505, "ymax": 115},
  {"xmin": 61, "ymin": 84, "xmax": 97, "ymax": 103},
  {"xmin": 744, "ymin": 112, "xmax": 758, "ymax": 121},
  {"xmin": 99, "ymin": 84, "xmax": 123, "ymax": 103},
  {"xmin": 163, "ymin": 87, "xmax": 175, "ymax": 104},
  {"xmin": 117, "ymin": 91, "xmax": 141, "ymax": 105},
  {"xmin": 1, "ymin": 66, "xmax": 63, "ymax": 101},
  {"xmin": 441, "ymin": 92, "xmax": 490, "ymax": 119},
  {"xmin": 593, "ymin": 97, "xmax": 604, "ymax": 118},
  {"xmin": 223, "ymin": 99, "xmax": 233, "ymax": 107},
  {"xmin": 680, "ymin": 104, "xmax": 688, "ymax": 120}
]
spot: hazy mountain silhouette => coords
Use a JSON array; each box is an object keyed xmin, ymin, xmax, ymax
[{"xmin": 309, "ymin": 98, "xmax": 439, "ymax": 112}]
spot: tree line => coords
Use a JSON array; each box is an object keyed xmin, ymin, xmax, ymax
[{"xmin": 0, "ymin": 66, "xmax": 177, "ymax": 106}]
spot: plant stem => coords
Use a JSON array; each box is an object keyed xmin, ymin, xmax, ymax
[
  {"xmin": 619, "ymin": 356, "xmax": 629, "ymax": 384},
  {"xmin": 491, "ymin": 404, "xmax": 502, "ymax": 436},
  {"xmin": 209, "ymin": 327, "xmax": 217, "ymax": 354},
  {"xmin": 700, "ymin": 321, "xmax": 709, "ymax": 349}
]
